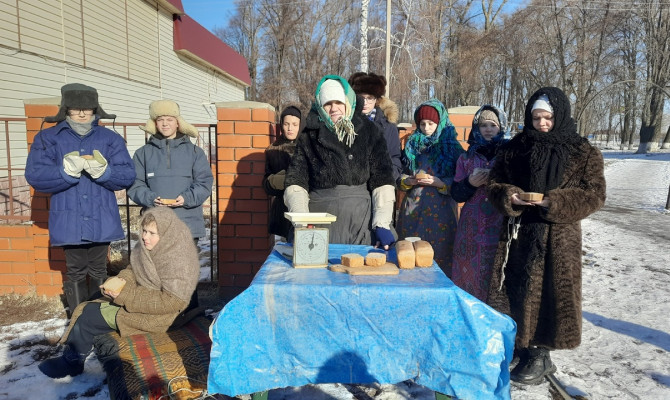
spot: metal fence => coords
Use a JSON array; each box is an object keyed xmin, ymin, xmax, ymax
[{"xmin": 0, "ymin": 117, "xmax": 30, "ymax": 223}]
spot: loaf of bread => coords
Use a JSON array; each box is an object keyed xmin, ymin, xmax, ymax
[
  {"xmin": 365, "ymin": 252, "xmax": 386, "ymax": 267},
  {"xmin": 341, "ymin": 253, "xmax": 364, "ymax": 268},
  {"xmin": 102, "ymin": 276, "xmax": 126, "ymax": 294},
  {"xmin": 395, "ymin": 240, "xmax": 415, "ymax": 269},
  {"xmin": 413, "ymin": 240, "xmax": 434, "ymax": 267}
]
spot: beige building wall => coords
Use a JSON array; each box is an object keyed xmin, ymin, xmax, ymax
[{"xmin": 0, "ymin": 0, "xmax": 246, "ymax": 174}]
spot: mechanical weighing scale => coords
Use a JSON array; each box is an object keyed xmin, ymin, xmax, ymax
[{"xmin": 284, "ymin": 212, "xmax": 337, "ymax": 268}]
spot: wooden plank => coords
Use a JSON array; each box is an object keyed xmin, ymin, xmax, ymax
[{"xmin": 328, "ymin": 263, "xmax": 399, "ymax": 276}]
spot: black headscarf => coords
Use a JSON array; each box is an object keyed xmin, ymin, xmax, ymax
[{"xmin": 504, "ymin": 87, "xmax": 585, "ymax": 194}]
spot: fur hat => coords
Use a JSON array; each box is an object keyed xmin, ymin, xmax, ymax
[
  {"xmin": 45, "ymin": 83, "xmax": 116, "ymax": 123},
  {"xmin": 140, "ymin": 100, "xmax": 199, "ymax": 138},
  {"xmin": 318, "ymin": 79, "xmax": 347, "ymax": 106},
  {"xmin": 348, "ymin": 72, "xmax": 386, "ymax": 99},
  {"xmin": 415, "ymin": 105, "xmax": 440, "ymax": 125},
  {"xmin": 478, "ymin": 109, "xmax": 500, "ymax": 126}
]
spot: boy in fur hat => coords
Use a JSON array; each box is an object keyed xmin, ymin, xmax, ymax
[
  {"xmin": 348, "ymin": 72, "xmax": 403, "ymax": 183},
  {"xmin": 128, "ymin": 100, "xmax": 213, "ymax": 248},
  {"xmin": 25, "ymin": 83, "xmax": 136, "ymax": 316}
]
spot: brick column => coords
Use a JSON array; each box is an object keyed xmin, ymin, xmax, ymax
[
  {"xmin": 0, "ymin": 99, "xmax": 64, "ymax": 297},
  {"xmin": 25, "ymin": 99, "xmax": 67, "ymax": 297},
  {"xmin": 215, "ymin": 101, "xmax": 274, "ymax": 300}
]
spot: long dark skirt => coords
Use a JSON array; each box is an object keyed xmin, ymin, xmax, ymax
[{"xmin": 309, "ymin": 184, "xmax": 372, "ymax": 245}]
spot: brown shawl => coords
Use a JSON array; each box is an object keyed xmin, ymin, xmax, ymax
[{"xmin": 130, "ymin": 207, "xmax": 199, "ymax": 302}]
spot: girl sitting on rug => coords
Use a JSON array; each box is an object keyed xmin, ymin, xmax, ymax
[{"xmin": 39, "ymin": 207, "xmax": 200, "ymax": 378}]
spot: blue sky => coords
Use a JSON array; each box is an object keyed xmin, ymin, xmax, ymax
[{"xmin": 182, "ymin": 0, "xmax": 237, "ymax": 33}]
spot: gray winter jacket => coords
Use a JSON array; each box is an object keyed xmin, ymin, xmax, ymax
[{"xmin": 128, "ymin": 134, "xmax": 213, "ymax": 238}]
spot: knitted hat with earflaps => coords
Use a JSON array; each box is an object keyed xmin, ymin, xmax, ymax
[
  {"xmin": 139, "ymin": 100, "xmax": 199, "ymax": 138},
  {"xmin": 44, "ymin": 83, "xmax": 116, "ymax": 123}
]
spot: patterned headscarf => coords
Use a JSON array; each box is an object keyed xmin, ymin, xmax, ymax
[
  {"xmin": 404, "ymin": 99, "xmax": 464, "ymax": 178},
  {"xmin": 313, "ymin": 75, "xmax": 358, "ymax": 147},
  {"xmin": 464, "ymin": 104, "xmax": 510, "ymax": 159}
]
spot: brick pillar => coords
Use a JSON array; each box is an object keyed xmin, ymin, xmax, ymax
[
  {"xmin": 24, "ymin": 99, "xmax": 65, "ymax": 297},
  {"xmin": 0, "ymin": 99, "xmax": 65, "ymax": 296},
  {"xmin": 215, "ymin": 101, "xmax": 274, "ymax": 300}
]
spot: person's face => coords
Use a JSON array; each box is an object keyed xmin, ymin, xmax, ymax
[
  {"xmin": 361, "ymin": 93, "xmax": 377, "ymax": 114},
  {"xmin": 323, "ymin": 101, "xmax": 346, "ymax": 123},
  {"xmin": 420, "ymin": 119, "xmax": 438, "ymax": 136},
  {"xmin": 141, "ymin": 221, "xmax": 160, "ymax": 251},
  {"xmin": 68, "ymin": 108, "xmax": 94, "ymax": 123},
  {"xmin": 532, "ymin": 110, "xmax": 554, "ymax": 132},
  {"xmin": 282, "ymin": 115, "xmax": 301, "ymax": 140},
  {"xmin": 479, "ymin": 121, "xmax": 500, "ymax": 141},
  {"xmin": 156, "ymin": 116, "xmax": 179, "ymax": 139}
]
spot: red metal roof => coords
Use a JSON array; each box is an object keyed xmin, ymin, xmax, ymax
[{"xmin": 173, "ymin": 14, "xmax": 251, "ymax": 87}]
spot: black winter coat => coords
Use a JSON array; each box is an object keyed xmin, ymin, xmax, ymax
[
  {"xmin": 262, "ymin": 137, "xmax": 295, "ymax": 238},
  {"xmin": 284, "ymin": 106, "xmax": 395, "ymax": 192},
  {"xmin": 371, "ymin": 106, "xmax": 402, "ymax": 183}
]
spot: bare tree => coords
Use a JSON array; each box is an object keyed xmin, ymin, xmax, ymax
[
  {"xmin": 360, "ymin": 0, "xmax": 371, "ymax": 72},
  {"xmin": 481, "ymin": 0, "xmax": 508, "ymax": 32},
  {"xmin": 636, "ymin": 1, "xmax": 670, "ymax": 153},
  {"xmin": 214, "ymin": 2, "xmax": 262, "ymax": 101}
]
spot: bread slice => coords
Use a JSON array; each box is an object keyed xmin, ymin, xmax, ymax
[
  {"xmin": 413, "ymin": 240, "xmax": 434, "ymax": 267},
  {"xmin": 395, "ymin": 240, "xmax": 415, "ymax": 269},
  {"xmin": 161, "ymin": 198, "xmax": 177, "ymax": 205},
  {"xmin": 415, "ymin": 172, "xmax": 429, "ymax": 179},
  {"xmin": 341, "ymin": 253, "xmax": 364, "ymax": 268},
  {"xmin": 365, "ymin": 252, "xmax": 386, "ymax": 267},
  {"xmin": 520, "ymin": 192, "xmax": 544, "ymax": 202},
  {"xmin": 80, "ymin": 155, "xmax": 94, "ymax": 160},
  {"xmin": 102, "ymin": 276, "xmax": 126, "ymax": 294}
]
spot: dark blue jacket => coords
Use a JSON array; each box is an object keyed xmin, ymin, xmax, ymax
[
  {"xmin": 25, "ymin": 119, "xmax": 135, "ymax": 246},
  {"xmin": 371, "ymin": 107, "xmax": 402, "ymax": 183},
  {"xmin": 127, "ymin": 134, "xmax": 213, "ymax": 238}
]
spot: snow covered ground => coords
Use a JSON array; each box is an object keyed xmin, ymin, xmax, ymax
[{"xmin": 0, "ymin": 150, "xmax": 668, "ymax": 400}]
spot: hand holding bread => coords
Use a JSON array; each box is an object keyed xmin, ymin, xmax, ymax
[{"xmin": 101, "ymin": 276, "xmax": 126, "ymax": 298}]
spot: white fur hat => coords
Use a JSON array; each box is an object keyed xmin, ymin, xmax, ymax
[
  {"xmin": 140, "ymin": 100, "xmax": 199, "ymax": 138},
  {"xmin": 531, "ymin": 94, "xmax": 553, "ymax": 114}
]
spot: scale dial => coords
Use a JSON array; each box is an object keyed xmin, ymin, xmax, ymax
[{"xmin": 293, "ymin": 227, "xmax": 329, "ymax": 267}]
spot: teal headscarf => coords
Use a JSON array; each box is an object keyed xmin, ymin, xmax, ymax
[
  {"xmin": 313, "ymin": 75, "xmax": 358, "ymax": 147},
  {"xmin": 404, "ymin": 99, "xmax": 464, "ymax": 178}
]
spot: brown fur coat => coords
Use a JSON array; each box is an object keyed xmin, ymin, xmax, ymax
[
  {"xmin": 487, "ymin": 140, "xmax": 605, "ymax": 349},
  {"xmin": 486, "ymin": 87, "xmax": 606, "ymax": 350}
]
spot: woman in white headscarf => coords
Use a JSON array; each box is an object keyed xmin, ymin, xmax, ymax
[{"xmin": 283, "ymin": 75, "xmax": 396, "ymax": 248}]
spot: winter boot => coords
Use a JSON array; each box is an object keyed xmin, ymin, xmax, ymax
[
  {"xmin": 510, "ymin": 347, "xmax": 529, "ymax": 371},
  {"xmin": 63, "ymin": 279, "xmax": 88, "ymax": 318},
  {"xmin": 38, "ymin": 344, "xmax": 85, "ymax": 378},
  {"xmin": 510, "ymin": 347, "xmax": 557, "ymax": 385},
  {"xmin": 87, "ymin": 275, "xmax": 107, "ymax": 301}
]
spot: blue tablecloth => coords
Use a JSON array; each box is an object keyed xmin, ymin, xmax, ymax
[{"xmin": 208, "ymin": 244, "xmax": 516, "ymax": 399}]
